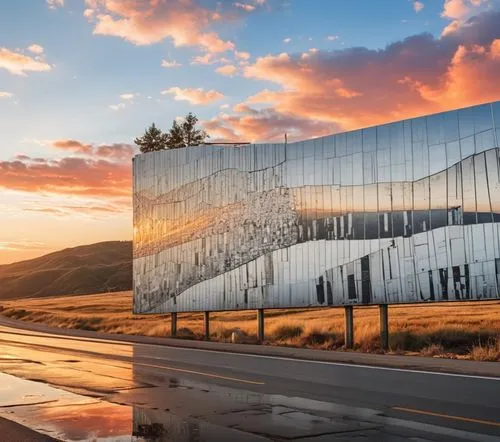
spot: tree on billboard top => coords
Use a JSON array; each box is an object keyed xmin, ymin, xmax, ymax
[{"xmin": 134, "ymin": 113, "xmax": 209, "ymax": 153}]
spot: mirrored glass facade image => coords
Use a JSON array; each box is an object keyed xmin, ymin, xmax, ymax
[{"xmin": 133, "ymin": 101, "xmax": 500, "ymax": 313}]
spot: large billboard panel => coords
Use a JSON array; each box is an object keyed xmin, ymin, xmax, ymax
[{"xmin": 133, "ymin": 101, "xmax": 500, "ymax": 313}]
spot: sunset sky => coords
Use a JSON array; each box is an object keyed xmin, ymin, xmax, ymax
[{"xmin": 1, "ymin": 0, "xmax": 499, "ymax": 264}]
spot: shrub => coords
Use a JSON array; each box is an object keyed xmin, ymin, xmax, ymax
[
  {"xmin": 470, "ymin": 339, "xmax": 500, "ymax": 361},
  {"xmin": 272, "ymin": 324, "xmax": 304, "ymax": 341},
  {"xmin": 175, "ymin": 327, "xmax": 196, "ymax": 339}
]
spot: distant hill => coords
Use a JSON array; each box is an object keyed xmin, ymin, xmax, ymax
[{"xmin": 0, "ymin": 241, "xmax": 132, "ymax": 299}]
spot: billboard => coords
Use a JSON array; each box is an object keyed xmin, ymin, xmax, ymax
[{"xmin": 133, "ymin": 101, "xmax": 500, "ymax": 314}]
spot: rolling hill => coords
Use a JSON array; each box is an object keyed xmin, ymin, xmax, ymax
[{"xmin": 0, "ymin": 241, "xmax": 132, "ymax": 299}]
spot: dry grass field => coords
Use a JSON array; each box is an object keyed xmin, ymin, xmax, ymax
[{"xmin": 1, "ymin": 291, "xmax": 499, "ymax": 361}]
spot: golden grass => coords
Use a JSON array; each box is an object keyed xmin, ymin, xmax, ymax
[{"xmin": 0, "ymin": 291, "xmax": 499, "ymax": 360}]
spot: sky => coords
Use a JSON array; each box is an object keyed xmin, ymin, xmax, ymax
[{"xmin": 0, "ymin": 0, "xmax": 499, "ymax": 264}]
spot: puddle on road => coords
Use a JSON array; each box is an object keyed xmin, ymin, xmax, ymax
[{"xmin": 0, "ymin": 373, "xmax": 267, "ymax": 441}]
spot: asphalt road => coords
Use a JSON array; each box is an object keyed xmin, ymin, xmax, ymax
[{"xmin": 0, "ymin": 319, "xmax": 499, "ymax": 441}]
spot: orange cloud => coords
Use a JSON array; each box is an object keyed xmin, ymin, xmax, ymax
[
  {"xmin": 206, "ymin": 10, "xmax": 500, "ymax": 141},
  {"xmin": 205, "ymin": 11, "xmax": 500, "ymax": 141},
  {"xmin": 0, "ymin": 156, "xmax": 131, "ymax": 199},
  {"xmin": 162, "ymin": 87, "xmax": 224, "ymax": 104},
  {"xmin": 52, "ymin": 139, "xmax": 93, "ymax": 154},
  {"xmin": 204, "ymin": 107, "xmax": 338, "ymax": 142},
  {"xmin": 0, "ymin": 47, "xmax": 51, "ymax": 76},
  {"xmin": 1, "ymin": 140, "xmax": 134, "ymax": 203},
  {"xmin": 216, "ymin": 64, "xmax": 238, "ymax": 76},
  {"xmin": 85, "ymin": 0, "xmax": 235, "ymax": 53}
]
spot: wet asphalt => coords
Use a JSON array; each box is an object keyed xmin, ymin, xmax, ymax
[{"xmin": 0, "ymin": 320, "xmax": 499, "ymax": 441}]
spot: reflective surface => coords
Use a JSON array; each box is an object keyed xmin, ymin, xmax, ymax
[
  {"xmin": 1, "ymin": 323, "xmax": 499, "ymax": 441},
  {"xmin": 133, "ymin": 101, "xmax": 500, "ymax": 313}
]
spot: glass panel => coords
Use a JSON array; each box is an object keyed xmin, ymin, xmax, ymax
[
  {"xmin": 473, "ymin": 103, "xmax": 493, "ymax": 133},
  {"xmin": 427, "ymin": 114, "xmax": 445, "ymax": 146},
  {"xmin": 462, "ymin": 156, "xmax": 477, "ymax": 224},
  {"xmin": 363, "ymin": 127, "xmax": 377, "ymax": 152},
  {"xmin": 459, "ymin": 107, "xmax": 475, "ymax": 139}
]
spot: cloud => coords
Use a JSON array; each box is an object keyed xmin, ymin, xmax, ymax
[
  {"xmin": 161, "ymin": 59, "xmax": 181, "ymax": 68},
  {"xmin": 47, "ymin": 0, "xmax": 64, "ymax": 9},
  {"xmin": 120, "ymin": 93, "xmax": 136, "ymax": 100},
  {"xmin": 326, "ymin": 35, "xmax": 339, "ymax": 41},
  {"xmin": 94, "ymin": 143, "xmax": 135, "ymax": 161},
  {"xmin": 0, "ymin": 91, "xmax": 13, "ymax": 98},
  {"xmin": 0, "ymin": 240, "xmax": 49, "ymax": 252},
  {"xmin": 216, "ymin": 64, "xmax": 238, "ymax": 76},
  {"xmin": 440, "ymin": 0, "xmax": 497, "ymax": 35},
  {"xmin": 1, "ymin": 139, "xmax": 134, "ymax": 208},
  {"xmin": 109, "ymin": 103, "xmax": 126, "ymax": 111},
  {"xmin": 51, "ymin": 139, "xmax": 93, "ymax": 154},
  {"xmin": 190, "ymin": 53, "xmax": 215, "ymax": 65},
  {"xmin": 0, "ymin": 157, "xmax": 131, "ymax": 199},
  {"xmin": 85, "ymin": 0, "xmax": 235, "ymax": 54},
  {"xmin": 28, "ymin": 44, "xmax": 44, "ymax": 54},
  {"xmin": 48, "ymin": 139, "xmax": 135, "ymax": 161},
  {"xmin": 235, "ymin": 50, "xmax": 251, "ymax": 60},
  {"xmin": 413, "ymin": 1, "xmax": 424, "ymax": 12},
  {"xmin": 207, "ymin": 10, "xmax": 500, "ymax": 140},
  {"xmin": 233, "ymin": 2, "xmax": 256, "ymax": 11},
  {"xmin": 23, "ymin": 204, "xmax": 128, "ymax": 217},
  {"xmin": 15, "ymin": 154, "xmax": 31, "ymax": 161},
  {"xmin": 0, "ymin": 47, "xmax": 52, "ymax": 76},
  {"xmin": 162, "ymin": 87, "xmax": 224, "ymax": 104},
  {"xmin": 283, "ymin": 37, "xmax": 291, "ymax": 43},
  {"xmin": 204, "ymin": 107, "xmax": 338, "ymax": 142}
]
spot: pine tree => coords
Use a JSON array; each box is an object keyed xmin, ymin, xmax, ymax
[
  {"xmin": 168, "ymin": 120, "xmax": 185, "ymax": 148},
  {"xmin": 165, "ymin": 113, "xmax": 209, "ymax": 148},
  {"xmin": 134, "ymin": 123, "xmax": 167, "ymax": 153}
]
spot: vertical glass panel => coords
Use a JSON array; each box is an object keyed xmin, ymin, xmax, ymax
[
  {"xmin": 404, "ymin": 120, "xmax": 413, "ymax": 181},
  {"xmin": 304, "ymin": 139, "xmax": 315, "ymax": 158},
  {"xmin": 378, "ymin": 182, "xmax": 392, "ymax": 238},
  {"xmin": 363, "ymin": 127, "xmax": 377, "ymax": 152},
  {"xmin": 429, "ymin": 144, "xmax": 446, "ymax": 175},
  {"xmin": 364, "ymin": 184, "xmax": 378, "ymax": 239},
  {"xmin": 444, "ymin": 110, "xmax": 459, "ymax": 142},
  {"xmin": 336, "ymin": 133, "xmax": 347, "ymax": 156},
  {"xmin": 392, "ymin": 182, "xmax": 405, "ymax": 237},
  {"xmin": 363, "ymin": 152, "xmax": 375, "ymax": 185},
  {"xmin": 473, "ymin": 103, "xmax": 493, "ymax": 133},
  {"xmin": 377, "ymin": 148, "xmax": 391, "ymax": 182},
  {"xmin": 413, "ymin": 177, "xmax": 430, "ymax": 234},
  {"xmin": 352, "ymin": 152, "xmax": 364, "ymax": 185},
  {"xmin": 446, "ymin": 140, "xmax": 461, "ymax": 167},
  {"xmin": 427, "ymin": 114, "xmax": 445, "ymax": 146},
  {"xmin": 314, "ymin": 137, "xmax": 324, "ymax": 159},
  {"xmin": 377, "ymin": 124, "xmax": 390, "ymax": 150},
  {"xmin": 460, "ymin": 135, "xmax": 475, "ymax": 158},
  {"xmin": 462, "ymin": 156, "xmax": 477, "ymax": 224},
  {"xmin": 430, "ymin": 171, "xmax": 447, "ymax": 229},
  {"xmin": 352, "ymin": 186, "xmax": 364, "ymax": 239},
  {"xmin": 474, "ymin": 153, "xmax": 492, "ymax": 223},
  {"xmin": 412, "ymin": 117, "xmax": 427, "ymax": 144},
  {"xmin": 485, "ymin": 148, "xmax": 500, "ymax": 215},
  {"xmin": 347, "ymin": 130, "xmax": 362, "ymax": 154},
  {"xmin": 324, "ymin": 135, "xmax": 335, "ymax": 158},
  {"xmin": 475, "ymin": 129, "xmax": 495, "ymax": 154},
  {"xmin": 459, "ymin": 107, "xmax": 475, "ymax": 139},
  {"xmin": 492, "ymin": 101, "xmax": 500, "ymax": 130}
]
